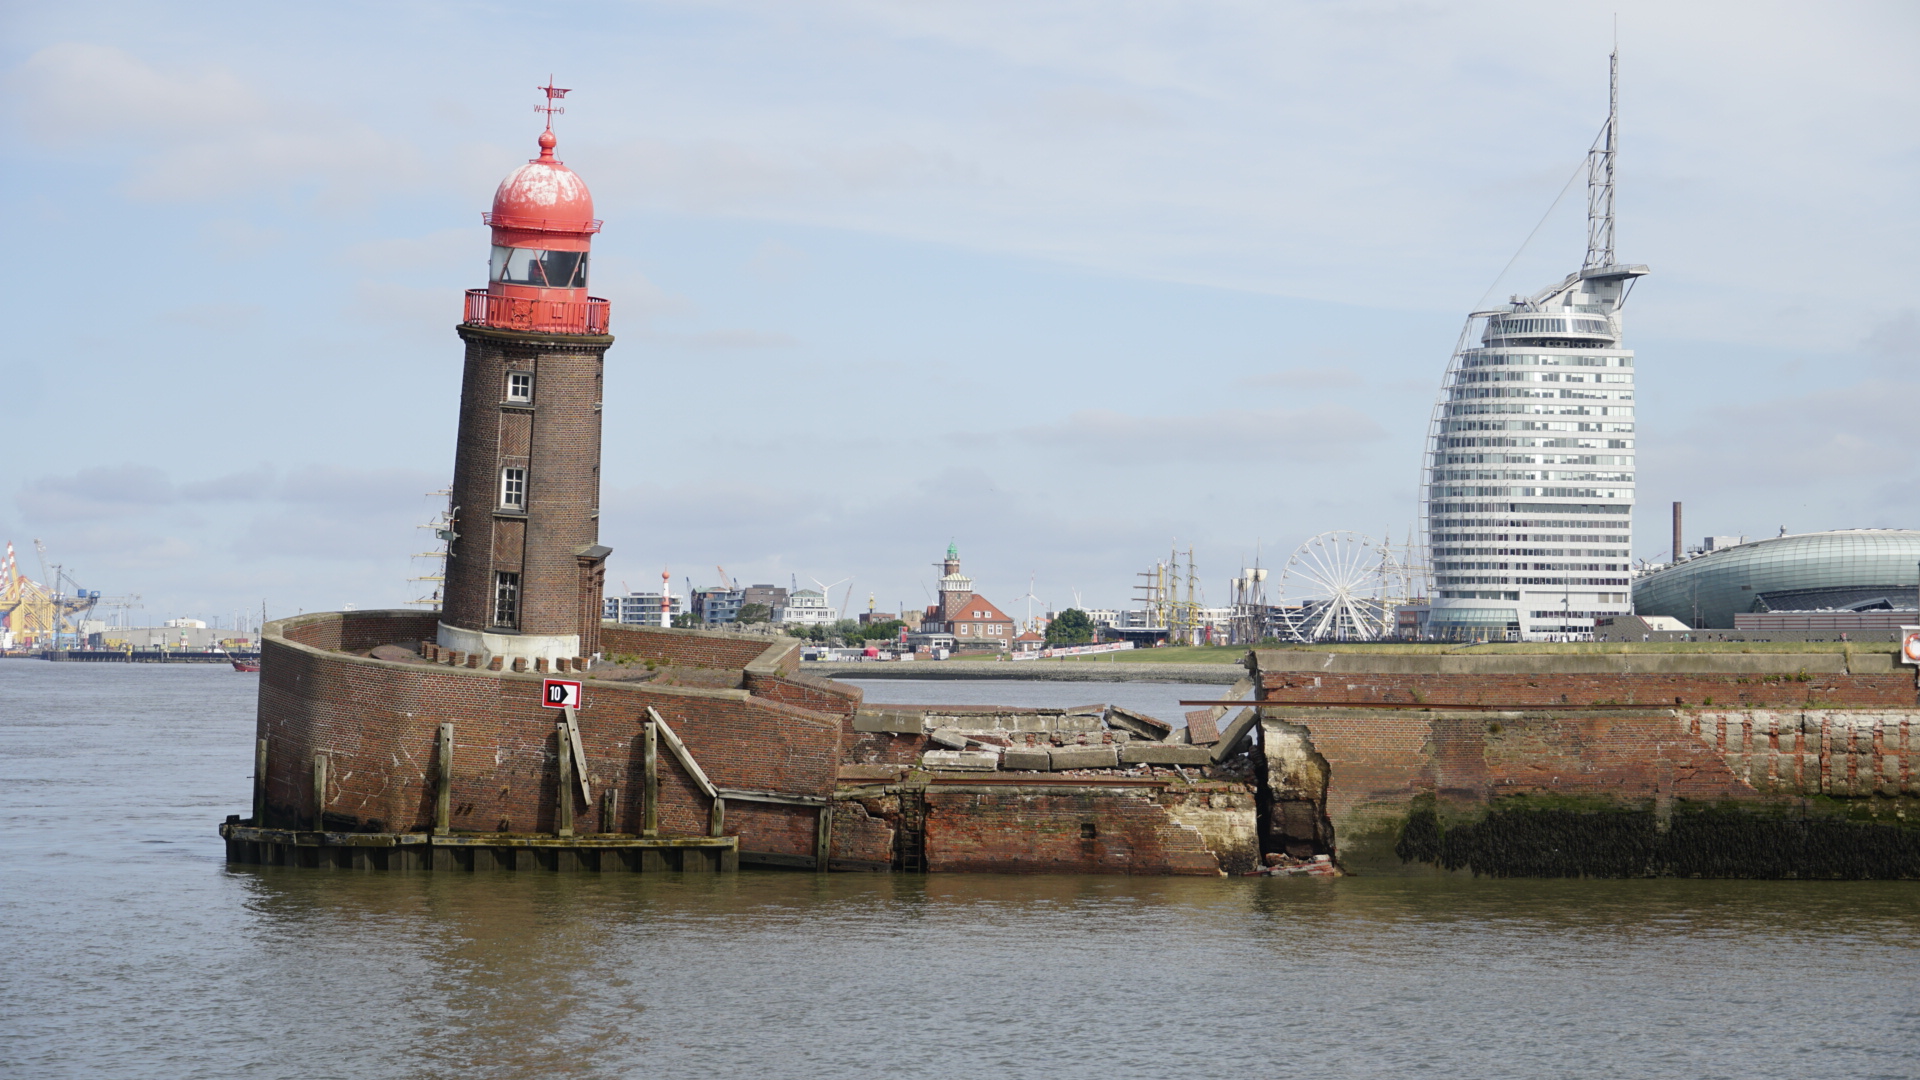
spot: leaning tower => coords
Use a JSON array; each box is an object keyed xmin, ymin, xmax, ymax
[{"xmin": 438, "ymin": 111, "xmax": 613, "ymax": 668}]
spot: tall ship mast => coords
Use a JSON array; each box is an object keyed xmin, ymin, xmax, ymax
[{"xmin": 1421, "ymin": 51, "xmax": 1649, "ymax": 641}]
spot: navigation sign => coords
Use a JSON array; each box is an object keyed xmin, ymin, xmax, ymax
[
  {"xmin": 542, "ymin": 678, "xmax": 583, "ymax": 709},
  {"xmin": 1902, "ymin": 627, "xmax": 1920, "ymax": 666}
]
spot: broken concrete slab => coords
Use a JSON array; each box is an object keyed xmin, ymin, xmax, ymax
[
  {"xmin": 1065, "ymin": 703, "xmax": 1108, "ymax": 715},
  {"xmin": 1119, "ymin": 744, "xmax": 1213, "ymax": 766},
  {"xmin": 852, "ymin": 709, "xmax": 924, "ymax": 734},
  {"xmin": 929, "ymin": 728, "xmax": 971, "ymax": 750},
  {"xmin": 921, "ymin": 750, "xmax": 999, "ymax": 771},
  {"xmin": 1212, "ymin": 707, "xmax": 1260, "ymax": 762},
  {"xmin": 1001, "ymin": 748, "xmax": 1052, "ymax": 771},
  {"xmin": 1106, "ymin": 706, "xmax": 1173, "ymax": 741},
  {"xmin": 1049, "ymin": 746, "xmax": 1120, "ymax": 770}
]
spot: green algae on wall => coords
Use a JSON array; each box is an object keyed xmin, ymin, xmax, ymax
[{"xmin": 1393, "ymin": 797, "xmax": 1920, "ymax": 879}]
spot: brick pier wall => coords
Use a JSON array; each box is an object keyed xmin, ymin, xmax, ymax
[
  {"xmin": 1248, "ymin": 651, "xmax": 1920, "ymax": 877},
  {"xmin": 258, "ymin": 611, "xmax": 842, "ymax": 861},
  {"xmin": 922, "ymin": 788, "xmax": 1243, "ymax": 875}
]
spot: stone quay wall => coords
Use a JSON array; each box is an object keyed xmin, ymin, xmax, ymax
[
  {"xmin": 257, "ymin": 611, "xmax": 845, "ymax": 863},
  {"xmin": 1246, "ymin": 649, "xmax": 1920, "ymax": 878}
]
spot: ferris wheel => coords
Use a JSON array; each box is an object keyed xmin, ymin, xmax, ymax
[{"xmin": 1275, "ymin": 531, "xmax": 1397, "ymax": 642}]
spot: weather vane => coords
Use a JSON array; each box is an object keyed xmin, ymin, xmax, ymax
[{"xmin": 536, "ymin": 76, "xmax": 571, "ymax": 131}]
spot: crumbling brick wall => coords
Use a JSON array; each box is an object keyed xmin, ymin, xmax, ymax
[
  {"xmin": 828, "ymin": 799, "xmax": 896, "ymax": 870},
  {"xmin": 923, "ymin": 789, "xmax": 1223, "ymax": 875},
  {"xmin": 746, "ymin": 670, "xmax": 861, "ymax": 719}
]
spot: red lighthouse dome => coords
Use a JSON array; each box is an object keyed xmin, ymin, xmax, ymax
[
  {"xmin": 488, "ymin": 131, "xmax": 600, "ymax": 243},
  {"xmin": 466, "ymin": 123, "xmax": 609, "ymax": 336}
]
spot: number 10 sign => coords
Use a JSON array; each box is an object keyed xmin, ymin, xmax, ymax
[{"xmin": 542, "ymin": 679, "xmax": 583, "ymax": 709}]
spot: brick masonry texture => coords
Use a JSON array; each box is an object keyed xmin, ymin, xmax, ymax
[
  {"xmin": 444, "ymin": 325, "xmax": 610, "ymax": 643},
  {"xmin": 600, "ymin": 623, "xmax": 795, "ymax": 673},
  {"xmin": 1273, "ymin": 706, "xmax": 1920, "ymax": 872},
  {"xmin": 1259, "ymin": 670, "xmax": 1919, "ymax": 709},
  {"xmin": 923, "ymin": 790, "xmax": 1226, "ymax": 875},
  {"xmin": 260, "ymin": 611, "xmax": 842, "ymax": 861},
  {"xmin": 1244, "ymin": 653, "xmax": 1920, "ymax": 874}
]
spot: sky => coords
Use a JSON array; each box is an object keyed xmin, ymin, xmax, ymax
[{"xmin": 3, "ymin": 0, "xmax": 1916, "ymax": 628}]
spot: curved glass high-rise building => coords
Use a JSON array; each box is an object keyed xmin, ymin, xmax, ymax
[{"xmin": 1422, "ymin": 53, "xmax": 1649, "ymax": 641}]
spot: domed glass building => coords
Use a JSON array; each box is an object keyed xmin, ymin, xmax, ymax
[{"xmin": 1631, "ymin": 530, "xmax": 1920, "ymax": 628}]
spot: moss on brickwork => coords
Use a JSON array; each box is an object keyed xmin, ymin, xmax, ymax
[{"xmin": 1395, "ymin": 798, "xmax": 1920, "ymax": 879}]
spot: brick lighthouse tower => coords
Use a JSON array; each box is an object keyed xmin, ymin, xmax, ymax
[{"xmin": 438, "ymin": 84, "xmax": 611, "ymax": 669}]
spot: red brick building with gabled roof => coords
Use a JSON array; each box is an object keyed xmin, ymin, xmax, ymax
[{"xmin": 921, "ymin": 543, "xmax": 1018, "ymax": 649}]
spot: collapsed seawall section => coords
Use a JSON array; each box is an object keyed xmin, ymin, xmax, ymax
[{"xmin": 1248, "ymin": 648, "xmax": 1920, "ymax": 878}]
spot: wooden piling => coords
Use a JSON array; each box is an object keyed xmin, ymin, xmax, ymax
[
  {"xmin": 556, "ymin": 721, "xmax": 575, "ymax": 837},
  {"xmin": 311, "ymin": 754, "xmax": 328, "ymax": 831},
  {"xmin": 253, "ymin": 738, "xmax": 268, "ymax": 826},
  {"xmin": 434, "ymin": 723, "xmax": 454, "ymax": 836},
  {"xmin": 815, "ymin": 804, "xmax": 834, "ymax": 871},
  {"xmin": 641, "ymin": 718, "xmax": 659, "ymax": 838},
  {"xmin": 709, "ymin": 796, "xmax": 726, "ymax": 838},
  {"xmin": 602, "ymin": 787, "xmax": 618, "ymax": 834}
]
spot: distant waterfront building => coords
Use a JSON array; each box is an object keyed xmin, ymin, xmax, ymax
[
  {"xmin": 604, "ymin": 589, "xmax": 684, "ymax": 627},
  {"xmin": 690, "ymin": 587, "xmax": 744, "ymax": 625},
  {"xmin": 1632, "ymin": 530, "xmax": 1920, "ymax": 629},
  {"xmin": 776, "ymin": 589, "xmax": 835, "ymax": 626},
  {"xmin": 920, "ymin": 544, "xmax": 1016, "ymax": 648},
  {"xmin": 1423, "ymin": 52, "xmax": 1645, "ymax": 642},
  {"xmin": 740, "ymin": 584, "xmax": 788, "ymax": 617}
]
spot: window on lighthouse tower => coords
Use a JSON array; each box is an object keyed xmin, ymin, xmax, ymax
[
  {"xmin": 500, "ymin": 467, "xmax": 527, "ymax": 510},
  {"xmin": 507, "ymin": 372, "xmax": 532, "ymax": 401}
]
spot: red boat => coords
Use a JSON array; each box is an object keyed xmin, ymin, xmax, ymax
[{"xmin": 232, "ymin": 659, "xmax": 260, "ymax": 672}]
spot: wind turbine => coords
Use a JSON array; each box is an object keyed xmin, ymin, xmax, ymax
[{"xmin": 1013, "ymin": 572, "xmax": 1044, "ymax": 633}]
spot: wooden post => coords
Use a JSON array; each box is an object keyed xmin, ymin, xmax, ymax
[
  {"xmin": 602, "ymin": 787, "xmax": 618, "ymax": 835},
  {"xmin": 434, "ymin": 723, "xmax": 454, "ymax": 836},
  {"xmin": 253, "ymin": 737, "xmax": 268, "ymax": 826},
  {"xmin": 709, "ymin": 796, "xmax": 726, "ymax": 838},
  {"xmin": 556, "ymin": 721, "xmax": 575, "ymax": 837},
  {"xmin": 814, "ymin": 803, "xmax": 834, "ymax": 871},
  {"xmin": 641, "ymin": 718, "xmax": 659, "ymax": 838},
  {"xmin": 310, "ymin": 754, "xmax": 328, "ymax": 832}
]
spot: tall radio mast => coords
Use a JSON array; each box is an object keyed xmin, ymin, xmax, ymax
[{"xmin": 1583, "ymin": 48, "xmax": 1618, "ymax": 270}]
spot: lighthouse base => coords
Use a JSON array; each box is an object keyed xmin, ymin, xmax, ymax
[{"xmin": 437, "ymin": 622, "xmax": 582, "ymax": 668}]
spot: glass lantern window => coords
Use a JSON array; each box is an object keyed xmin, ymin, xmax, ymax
[{"xmin": 490, "ymin": 246, "xmax": 589, "ymax": 288}]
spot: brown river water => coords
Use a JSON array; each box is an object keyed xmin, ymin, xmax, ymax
[{"xmin": 5, "ymin": 660, "xmax": 1919, "ymax": 1079}]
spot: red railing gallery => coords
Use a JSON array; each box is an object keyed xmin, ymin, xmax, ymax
[{"xmin": 463, "ymin": 289, "xmax": 610, "ymax": 336}]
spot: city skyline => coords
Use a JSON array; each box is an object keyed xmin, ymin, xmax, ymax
[{"xmin": 4, "ymin": 1, "xmax": 1915, "ymax": 623}]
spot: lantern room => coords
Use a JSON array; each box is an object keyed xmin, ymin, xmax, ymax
[{"xmin": 464, "ymin": 125, "xmax": 609, "ymax": 336}]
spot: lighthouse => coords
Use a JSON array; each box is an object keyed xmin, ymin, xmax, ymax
[{"xmin": 437, "ymin": 85, "xmax": 612, "ymax": 669}]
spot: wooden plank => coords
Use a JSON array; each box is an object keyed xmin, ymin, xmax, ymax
[
  {"xmin": 434, "ymin": 723, "xmax": 453, "ymax": 836},
  {"xmin": 602, "ymin": 786, "xmax": 618, "ymax": 835},
  {"xmin": 709, "ymin": 796, "xmax": 726, "ymax": 838},
  {"xmin": 645, "ymin": 707, "xmax": 716, "ymax": 798},
  {"xmin": 641, "ymin": 717, "xmax": 659, "ymax": 838},
  {"xmin": 556, "ymin": 721, "xmax": 575, "ymax": 837},
  {"xmin": 565, "ymin": 707, "xmax": 592, "ymax": 804},
  {"xmin": 713, "ymin": 786, "xmax": 827, "ymax": 807}
]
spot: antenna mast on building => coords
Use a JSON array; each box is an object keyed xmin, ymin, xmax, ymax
[{"xmin": 1583, "ymin": 48, "xmax": 1618, "ymax": 270}]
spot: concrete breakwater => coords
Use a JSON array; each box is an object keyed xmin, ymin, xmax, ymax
[
  {"xmin": 234, "ymin": 612, "xmax": 1920, "ymax": 879},
  {"xmin": 801, "ymin": 660, "xmax": 1245, "ymax": 684}
]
